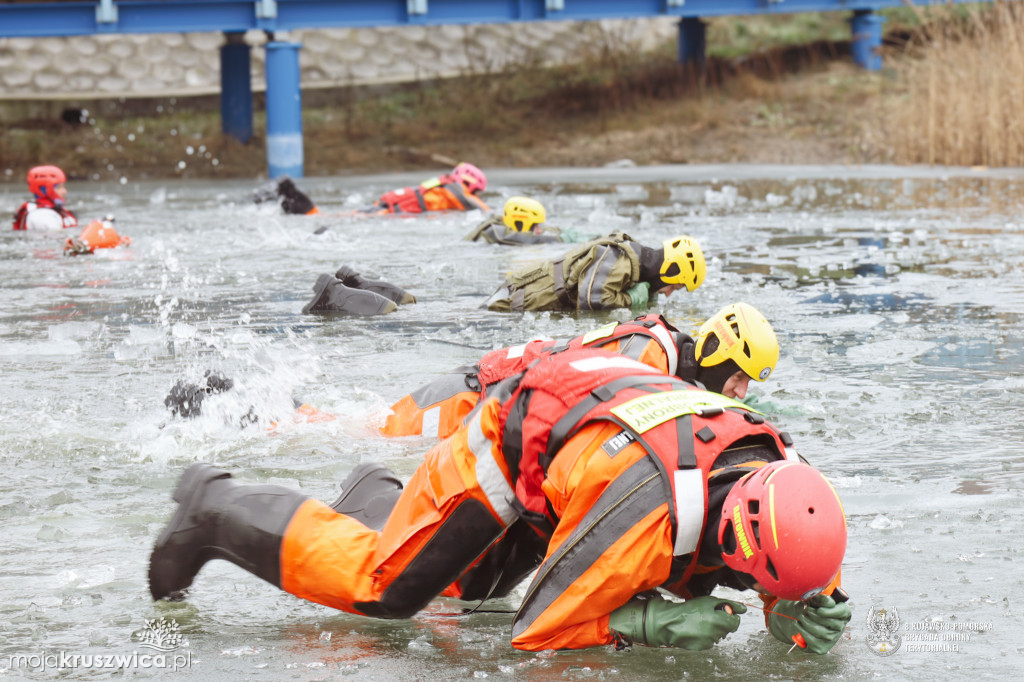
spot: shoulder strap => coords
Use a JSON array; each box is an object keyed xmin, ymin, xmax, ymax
[{"xmin": 542, "ymin": 374, "xmax": 689, "ymax": 468}]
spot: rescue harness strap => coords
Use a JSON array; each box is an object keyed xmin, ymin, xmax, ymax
[
  {"xmin": 541, "ymin": 374, "xmax": 689, "ymax": 469},
  {"xmin": 511, "ymin": 454, "xmax": 665, "ymax": 638},
  {"xmin": 551, "ymin": 259, "xmax": 573, "ymax": 308}
]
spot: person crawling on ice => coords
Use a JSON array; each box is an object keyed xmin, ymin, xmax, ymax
[
  {"xmin": 254, "ymin": 162, "xmax": 490, "ymax": 216},
  {"xmin": 465, "ymin": 196, "xmax": 587, "ymax": 245},
  {"xmin": 483, "ymin": 232, "xmax": 705, "ymax": 313},
  {"xmin": 383, "ymin": 302, "xmax": 780, "ymax": 439},
  {"xmin": 148, "ymin": 348, "xmax": 851, "ymax": 653}
]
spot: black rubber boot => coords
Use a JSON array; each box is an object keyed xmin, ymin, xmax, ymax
[
  {"xmin": 148, "ymin": 463, "xmax": 309, "ymax": 601},
  {"xmin": 335, "ymin": 265, "xmax": 417, "ymax": 305},
  {"xmin": 301, "ymin": 274, "xmax": 398, "ymax": 316},
  {"xmin": 329, "ymin": 462, "xmax": 404, "ymax": 531}
]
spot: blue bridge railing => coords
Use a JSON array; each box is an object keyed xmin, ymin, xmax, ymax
[{"xmin": 0, "ymin": 1, "xmax": 949, "ymax": 37}]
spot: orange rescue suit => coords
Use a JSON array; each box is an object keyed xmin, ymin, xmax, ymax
[
  {"xmin": 381, "ymin": 314, "xmax": 683, "ymax": 438},
  {"xmin": 279, "ymin": 349, "xmax": 805, "ymax": 651},
  {"xmin": 374, "ymin": 177, "xmax": 489, "ymax": 214}
]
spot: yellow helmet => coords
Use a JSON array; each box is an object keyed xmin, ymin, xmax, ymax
[
  {"xmin": 695, "ymin": 302, "xmax": 779, "ymax": 382},
  {"xmin": 502, "ymin": 196, "xmax": 547, "ymax": 232},
  {"xmin": 661, "ymin": 236, "xmax": 706, "ymax": 291}
]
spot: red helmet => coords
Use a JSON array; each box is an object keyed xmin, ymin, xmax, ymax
[
  {"xmin": 451, "ymin": 162, "xmax": 486, "ymax": 194},
  {"xmin": 718, "ymin": 461, "xmax": 847, "ymax": 601},
  {"xmin": 27, "ymin": 165, "xmax": 67, "ymax": 201}
]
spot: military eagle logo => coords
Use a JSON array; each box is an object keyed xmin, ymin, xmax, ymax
[{"xmin": 865, "ymin": 606, "xmax": 902, "ymax": 656}]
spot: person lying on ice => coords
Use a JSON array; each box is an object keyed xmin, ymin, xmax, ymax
[
  {"xmin": 254, "ymin": 162, "xmax": 490, "ymax": 216},
  {"xmin": 148, "ymin": 348, "xmax": 851, "ymax": 653},
  {"xmin": 383, "ymin": 302, "xmax": 779, "ymax": 438},
  {"xmin": 465, "ymin": 196, "xmax": 587, "ymax": 245},
  {"xmin": 483, "ymin": 232, "xmax": 705, "ymax": 312},
  {"xmin": 13, "ymin": 165, "xmax": 79, "ymax": 231}
]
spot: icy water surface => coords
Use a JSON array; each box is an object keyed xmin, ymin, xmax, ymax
[{"xmin": 1, "ymin": 165, "xmax": 1023, "ymax": 679}]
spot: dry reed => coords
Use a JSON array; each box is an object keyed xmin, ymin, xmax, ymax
[{"xmin": 886, "ymin": 1, "xmax": 1024, "ymax": 166}]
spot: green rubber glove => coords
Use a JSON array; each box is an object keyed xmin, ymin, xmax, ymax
[
  {"xmin": 768, "ymin": 595, "xmax": 852, "ymax": 654},
  {"xmin": 609, "ymin": 595, "xmax": 746, "ymax": 649},
  {"xmin": 558, "ymin": 227, "xmax": 594, "ymax": 243},
  {"xmin": 627, "ymin": 281, "xmax": 651, "ymax": 308}
]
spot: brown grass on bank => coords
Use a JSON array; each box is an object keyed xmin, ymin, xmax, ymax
[
  {"xmin": 885, "ymin": 1, "xmax": 1024, "ymax": 166},
  {"xmin": 0, "ymin": 32, "xmax": 881, "ymax": 184},
  {"xmin": 12, "ymin": 8, "xmax": 1022, "ymax": 182}
]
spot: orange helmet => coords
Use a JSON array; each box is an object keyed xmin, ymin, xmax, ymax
[
  {"xmin": 27, "ymin": 165, "xmax": 67, "ymax": 201},
  {"xmin": 452, "ymin": 162, "xmax": 487, "ymax": 194},
  {"xmin": 718, "ymin": 461, "xmax": 847, "ymax": 601}
]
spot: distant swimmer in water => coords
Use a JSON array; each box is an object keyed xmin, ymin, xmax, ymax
[
  {"xmin": 163, "ymin": 369, "xmax": 333, "ymax": 428},
  {"xmin": 148, "ymin": 348, "xmax": 851, "ymax": 654},
  {"xmin": 464, "ymin": 196, "xmax": 588, "ymax": 245},
  {"xmin": 254, "ymin": 162, "xmax": 490, "ymax": 216},
  {"xmin": 301, "ymin": 265, "xmax": 417, "ymax": 316},
  {"xmin": 12, "ymin": 165, "xmax": 79, "ymax": 231}
]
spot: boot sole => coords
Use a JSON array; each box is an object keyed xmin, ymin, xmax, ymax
[{"xmin": 301, "ymin": 273, "xmax": 335, "ymax": 315}]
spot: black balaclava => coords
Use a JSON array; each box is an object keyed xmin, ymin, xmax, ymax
[
  {"xmin": 695, "ymin": 333, "xmax": 743, "ymax": 394},
  {"xmin": 675, "ymin": 337, "xmax": 699, "ymax": 385},
  {"xmin": 638, "ymin": 245, "xmax": 666, "ymax": 290}
]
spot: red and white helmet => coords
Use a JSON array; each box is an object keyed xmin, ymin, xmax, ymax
[
  {"xmin": 27, "ymin": 165, "xmax": 67, "ymax": 201},
  {"xmin": 718, "ymin": 461, "xmax": 847, "ymax": 601},
  {"xmin": 451, "ymin": 162, "xmax": 487, "ymax": 194}
]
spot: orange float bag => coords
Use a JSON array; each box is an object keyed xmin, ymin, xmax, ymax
[{"xmin": 64, "ymin": 218, "xmax": 131, "ymax": 256}]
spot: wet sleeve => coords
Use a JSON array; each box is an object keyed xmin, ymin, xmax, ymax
[
  {"xmin": 466, "ymin": 193, "xmax": 490, "ymax": 212},
  {"xmin": 510, "ymin": 451, "xmax": 676, "ymax": 651},
  {"xmin": 503, "ymin": 231, "xmax": 561, "ymax": 245},
  {"xmin": 577, "ymin": 247, "xmax": 635, "ymax": 311},
  {"xmin": 464, "ymin": 222, "xmax": 487, "ymax": 241},
  {"xmin": 381, "ymin": 367, "xmax": 481, "ymax": 438}
]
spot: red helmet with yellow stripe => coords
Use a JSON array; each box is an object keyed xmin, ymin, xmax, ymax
[{"xmin": 718, "ymin": 461, "xmax": 847, "ymax": 601}]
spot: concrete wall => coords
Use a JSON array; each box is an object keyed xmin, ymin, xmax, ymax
[{"xmin": 0, "ymin": 19, "xmax": 678, "ymax": 100}]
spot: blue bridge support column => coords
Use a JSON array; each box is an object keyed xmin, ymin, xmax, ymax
[
  {"xmin": 677, "ymin": 17, "xmax": 706, "ymax": 68},
  {"xmin": 264, "ymin": 40, "xmax": 304, "ymax": 178},
  {"xmin": 220, "ymin": 32, "xmax": 253, "ymax": 144},
  {"xmin": 850, "ymin": 10, "xmax": 887, "ymax": 71}
]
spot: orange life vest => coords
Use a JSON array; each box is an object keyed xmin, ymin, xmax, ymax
[
  {"xmin": 495, "ymin": 350, "xmax": 797, "ymax": 583},
  {"xmin": 477, "ymin": 314, "xmax": 683, "ymax": 390},
  {"xmin": 377, "ymin": 180, "xmax": 478, "ymax": 213}
]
